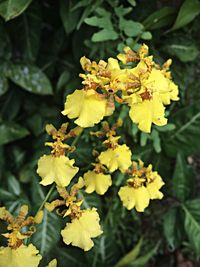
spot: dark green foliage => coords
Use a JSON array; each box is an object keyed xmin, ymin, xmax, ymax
[{"xmin": 0, "ymin": 0, "xmax": 200, "ymax": 266}]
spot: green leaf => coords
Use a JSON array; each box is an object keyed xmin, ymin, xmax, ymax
[
  {"xmin": 163, "ymin": 44, "xmax": 199, "ymax": 62},
  {"xmin": 31, "ymin": 209, "xmax": 62, "ymax": 256},
  {"xmin": 0, "ymin": 188, "xmax": 17, "ymax": 201},
  {"xmin": 120, "ymin": 19, "xmax": 144, "ymax": 37},
  {"xmin": 19, "ymin": 2, "xmax": 42, "ymax": 61},
  {"xmin": 171, "ymin": 0, "xmax": 200, "ymax": 31},
  {"xmin": 182, "ymin": 201, "xmax": 200, "ymax": 254},
  {"xmin": 7, "ymin": 64, "xmax": 53, "ymax": 95},
  {"xmin": 60, "ymin": 0, "xmax": 81, "ymax": 34},
  {"xmin": 84, "ymin": 16, "xmax": 113, "ymax": 30},
  {"xmin": 163, "ymin": 208, "xmax": 178, "ymax": 250},
  {"xmin": 141, "ymin": 31, "xmax": 152, "ymax": 40},
  {"xmin": 0, "ymin": 73, "xmax": 8, "ymax": 96},
  {"xmin": 0, "ymin": 122, "xmax": 29, "ymax": 145},
  {"xmin": 92, "ymin": 29, "xmax": 118, "ymax": 42},
  {"xmin": 165, "ymin": 101, "xmax": 200, "ymax": 156},
  {"xmin": 143, "ymin": 7, "xmax": 176, "ymax": 30},
  {"xmin": 0, "ymin": 0, "xmax": 32, "ymax": 21},
  {"xmin": 7, "ymin": 172, "xmax": 21, "ymax": 196},
  {"xmin": 114, "ymin": 238, "xmax": 143, "ymax": 267},
  {"xmin": 130, "ymin": 242, "xmax": 160, "ymax": 267},
  {"xmin": 172, "ymin": 153, "xmax": 194, "ymax": 201}
]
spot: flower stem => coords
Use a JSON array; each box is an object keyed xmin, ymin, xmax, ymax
[{"xmin": 37, "ymin": 184, "xmax": 55, "ymax": 212}]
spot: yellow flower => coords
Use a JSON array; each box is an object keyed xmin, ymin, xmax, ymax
[
  {"xmin": 83, "ymin": 170, "xmax": 112, "ymax": 195},
  {"xmin": 0, "ymin": 244, "xmax": 42, "ymax": 267},
  {"xmin": 37, "ymin": 155, "xmax": 78, "ymax": 187},
  {"xmin": 62, "ymin": 89, "xmax": 108, "ymax": 128},
  {"xmin": 129, "ymin": 94, "xmax": 167, "ymax": 133},
  {"xmin": 118, "ymin": 185, "xmax": 150, "ymax": 212},
  {"xmin": 98, "ymin": 144, "xmax": 132, "ymax": 173},
  {"xmin": 160, "ymin": 80, "xmax": 179, "ymax": 105},
  {"xmin": 146, "ymin": 173, "xmax": 165, "ymax": 200},
  {"xmin": 61, "ymin": 208, "xmax": 102, "ymax": 251}
]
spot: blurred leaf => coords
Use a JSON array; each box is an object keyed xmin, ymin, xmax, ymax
[
  {"xmin": 163, "ymin": 208, "xmax": 178, "ymax": 250},
  {"xmin": 92, "ymin": 29, "xmax": 118, "ymax": 42},
  {"xmin": 172, "ymin": 153, "xmax": 194, "ymax": 201},
  {"xmin": 171, "ymin": 0, "xmax": 200, "ymax": 31},
  {"xmin": 114, "ymin": 238, "xmax": 143, "ymax": 267},
  {"xmin": 164, "ymin": 43, "xmax": 199, "ymax": 62},
  {"xmin": 7, "ymin": 64, "xmax": 53, "ymax": 95},
  {"xmin": 0, "ymin": 23, "xmax": 11, "ymax": 59},
  {"xmin": 182, "ymin": 200, "xmax": 200, "ymax": 254},
  {"xmin": 0, "ymin": 188, "xmax": 17, "ymax": 201},
  {"xmin": 56, "ymin": 70, "xmax": 70, "ymax": 91},
  {"xmin": 141, "ymin": 31, "xmax": 152, "ymax": 40},
  {"xmin": 0, "ymin": 73, "xmax": 8, "ymax": 96},
  {"xmin": 7, "ymin": 172, "xmax": 21, "ymax": 196},
  {"xmin": 129, "ymin": 242, "xmax": 160, "ymax": 267},
  {"xmin": 0, "ymin": 0, "xmax": 32, "ymax": 21},
  {"xmin": 84, "ymin": 16, "xmax": 113, "ymax": 29},
  {"xmin": 60, "ymin": 0, "xmax": 81, "ymax": 34},
  {"xmin": 120, "ymin": 19, "xmax": 144, "ymax": 37},
  {"xmin": 0, "ymin": 122, "xmax": 29, "ymax": 145},
  {"xmin": 31, "ymin": 209, "xmax": 62, "ymax": 256},
  {"xmin": 164, "ymin": 101, "xmax": 200, "ymax": 156},
  {"xmin": 143, "ymin": 7, "xmax": 176, "ymax": 30}
]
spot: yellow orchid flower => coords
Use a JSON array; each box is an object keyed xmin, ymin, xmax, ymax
[
  {"xmin": 62, "ymin": 89, "xmax": 109, "ymax": 128},
  {"xmin": 146, "ymin": 173, "xmax": 165, "ymax": 200},
  {"xmin": 98, "ymin": 144, "xmax": 132, "ymax": 173},
  {"xmin": 61, "ymin": 208, "xmax": 102, "ymax": 251},
  {"xmin": 118, "ymin": 185, "xmax": 150, "ymax": 212},
  {"xmin": 83, "ymin": 170, "xmax": 112, "ymax": 195},
  {"xmin": 37, "ymin": 154, "xmax": 79, "ymax": 187},
  {"xmin": 0, "ymin": 244, "xmax": 42, "ymax": 267}
]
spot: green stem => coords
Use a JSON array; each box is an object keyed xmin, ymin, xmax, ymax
[{"xmin": 37, "ymin": 184, "xmax": 55, "ymax": 212}]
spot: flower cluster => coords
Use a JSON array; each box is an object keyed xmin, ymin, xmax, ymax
[
  {"xmin": 118, "ymin": 160, "xmax": 164, "ymax": 212},
  {"xmin": 62, "ymin": 44, "xmax": 179, "ymax": 132},
  {"xmin": 0, "ymin": 44, "xmax": 179, "ymax": 264}
]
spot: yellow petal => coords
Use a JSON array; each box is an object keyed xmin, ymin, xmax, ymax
[
  {"xmin": 83, "ymin": 171, "xmax": 112, "ymax": 195},
  {"xmin": 62, "ymin": 89, "xmax": 107, "ymax": 128},
  {"xmin": 98, "ymin": 144, "xmax": 132, "ymax": 173},
  {"xmin": 46, "ymin": 259, "xmax": 57, "ymax": 267},
  {"xmin": 0, "ymin": 244, "xmax": 42, "ymax": 267},
  {"xmin": 37, "ymin": 155, "xmax": 78, "ymax": 187},
  {"xmin": 146, "ymin": 173, "xmax": 164, "ymax": 200},
  {"xmin": 61, "ymin": 208, "xmax": 103, "ymax": 251},
  {"xmin": 129, "ymin": 94, "xmax": 167, "ymax": 133},
  {"xmin": 107, "ymin": 58, "xmax": 120, "ymax": 70},
  {"xmin": 118, "ymin": 186, "xmax": 150, "ymax": 212}
]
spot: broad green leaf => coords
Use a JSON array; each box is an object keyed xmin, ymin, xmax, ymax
[
  {"xmin": 172, "ymin": 153, "xmax": 194, "ymax": 201},
  {"xmin": 163, "ymin": 44, "xmax": 199, "ymax": 62},
  {"xmin": 84, "ymin": 16, "xmax": 113, "ymax": 30},
  {"xmin": 0, "ymin": 0, "xmax": 32, "ymax": 21},
  {"xmin": 56, "ymin": 70, "xmax": 70, "ymax": 91},
  {"xmin": 0, "ymin": 122, "xmax": 29, "ymax": 145},
  {"xmin": 7, "ymin": 64, "xmax": 53, "ymax": 95},
  {"xmin": 114, "ymin": 238, "xmax": 143, "ymax": 267},
  {"xmin": 171, "ymin": 0, "xmax": 200, "ymax": 31},
  {"xmin": 163, "ymin": 208, "xmax": 177, "ymax": 250},
  {"xmin": 120, "ymin": 19, "xmax": 144, "ymax": 37},
  {"xmin": 18, "ymin": 2, "xmax": 42, "ymax": 61},
  {"xmin": 0, "ymin": 23, "xmax": 11, "ymax": 59},
  {"xmin": 143, "ymin": 7, "xmax": 176, "ymax": 30},
  {"xmin": 31, "ymin": 209, "xmax": 62, "ymax": 256},
  {"xmin": 60, "ymin": 0, "xmax": 81, "ymax": 34},
  {"xmin": 182, "ymin": 202, "xmax": 200, "ymax": 254},
  {"xmin": 164, "ymin": 101, "xmax": 200, "ymax": 156},
  {"xmin": 92, "ymin": 29, "xmax": 118, "ymax": 42}
]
